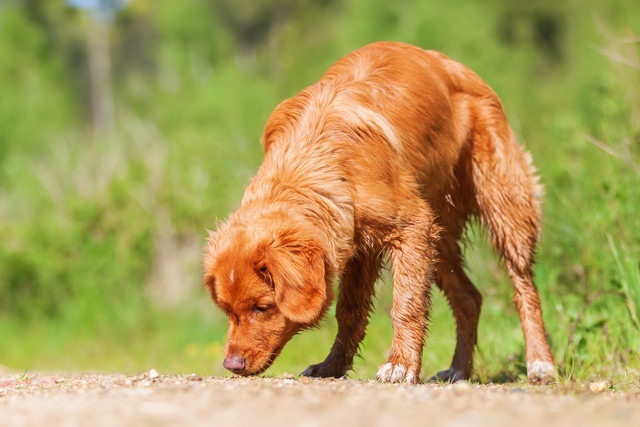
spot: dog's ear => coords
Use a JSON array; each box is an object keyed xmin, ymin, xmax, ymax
[
  {"xmin": 262, "ymin": 230, "xmax": 330, "ymax": 325},
  {"xmin": 203, "ymin": 229, "xmax": 219, "ymax": 301}
]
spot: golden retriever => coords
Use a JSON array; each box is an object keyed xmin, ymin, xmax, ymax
[{"xmin": 203, "ymin": 41, "xmax": 555, "ymax": 384}]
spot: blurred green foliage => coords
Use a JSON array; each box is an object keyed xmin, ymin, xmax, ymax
[{"xmin": 0, "ymin": 0, "xmax": 638, "ymax": 384}]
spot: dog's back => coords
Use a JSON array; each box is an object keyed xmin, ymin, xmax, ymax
[{"xmin": 252, "ymin": 42, "xmax": 541, "ymax": 257}]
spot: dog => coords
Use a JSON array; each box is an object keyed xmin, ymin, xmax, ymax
[{"xmin": 203, "ymin": 41, "xmax": 555, "ymax": 384}]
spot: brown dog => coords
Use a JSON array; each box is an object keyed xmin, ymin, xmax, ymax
[{"xmin": 203, "ymin": 41, "xmax": 555, "ymax": 384}]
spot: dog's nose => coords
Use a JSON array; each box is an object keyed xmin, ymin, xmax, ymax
[{"xmin": 223, "ymin": 355, "xmax": 246, "ymax": 374}]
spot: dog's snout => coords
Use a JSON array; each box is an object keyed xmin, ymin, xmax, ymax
[{"xmin": 223, "ymin": 355, "xmax": 246, "ymax": 374}]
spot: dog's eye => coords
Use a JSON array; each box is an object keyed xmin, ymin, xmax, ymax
[{"xmin": 254, "ymin": 304, "xmax": 271, "ymax": 313}]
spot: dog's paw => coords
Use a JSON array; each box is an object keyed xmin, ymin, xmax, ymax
[
  {"xmin": 376, "ymin": 363, "xmax": 420, "ymax": 384},
  {"xmin": 301, "ymin": 361, "xmax": 348, "ymax": 379},
  {"xmin": 427, "ymin": 367, "xmax": 468, "ymax": 383},
  {"xmin": 527, "ymin": 361, "xmax": 556, "ymax": 385}
]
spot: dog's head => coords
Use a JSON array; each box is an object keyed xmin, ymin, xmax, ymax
[{"xmin": 203, "ymin": 216, "xmax": 332, "ymax": 375}]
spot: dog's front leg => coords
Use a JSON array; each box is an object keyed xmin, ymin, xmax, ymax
[
  {"xmin": 302, "ymin": 253, "xmax": 382, "ymax": 378},
  {"xmin": 377, "ymin": 221, "xmax": 439, "ymax": 384}
]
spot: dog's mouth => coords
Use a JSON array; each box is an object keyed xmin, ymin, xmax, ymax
[{"xmin": 224, "ymin": 342, "xmax": 287, "ymax": 377}]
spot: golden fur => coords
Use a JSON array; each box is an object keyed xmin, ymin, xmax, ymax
[{"xmin": 203, "ymin": 42, "xmax": 555, "ymax": 384}]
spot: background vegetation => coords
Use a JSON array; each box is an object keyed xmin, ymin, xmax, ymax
[{"xmin": 0, "ymin": 0, "xmax": 638, "ymax": 385}]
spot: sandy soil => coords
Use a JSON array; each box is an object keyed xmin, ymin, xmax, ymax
[{"xmin": 1, "ymin": 370, "xmax": 639, "ymax": 427}]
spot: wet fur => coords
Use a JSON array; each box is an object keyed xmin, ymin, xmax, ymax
[{"xmin": 203, "ymin": 42, "xmax": 555, "ymax": 384}]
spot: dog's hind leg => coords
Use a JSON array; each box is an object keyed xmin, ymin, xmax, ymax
[
  {"xmin": 470, "ymin": 103, "xmax": 555, "ymax": 384},
  {"xmin": 429, "ymin": 230, "xmax": 482, "ymax": 383},
  {"xmin": 301, "ymin": 252, "xmax": 382, "ymax": 379}
]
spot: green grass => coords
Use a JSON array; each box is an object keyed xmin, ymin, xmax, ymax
[{"xmin": 2, "ymin": 228, "xmax": 637, "ymax": 386}]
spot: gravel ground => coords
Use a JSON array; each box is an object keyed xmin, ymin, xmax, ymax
[{"xmin": 1, "ymin": 370, "xmax": 640, "ymax": 427}]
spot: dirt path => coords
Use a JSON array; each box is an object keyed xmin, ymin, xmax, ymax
[{"xmin": 1, "ymin": 371, "xmax": 639, "ymax": 427}]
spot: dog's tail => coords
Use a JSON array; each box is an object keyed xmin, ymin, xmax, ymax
[{"xmin": 470, "ymin": 110, "xmax": 543, "ymax": 275}]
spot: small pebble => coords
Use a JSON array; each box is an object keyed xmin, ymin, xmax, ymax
[
  {"xmin": 187, "ymin": 374, "xmax": 204, "ymax": 382},
  {"xmin": 148, "ymin": 369, "xmax": 159, "ymax": 380},
  {"xmin": 281, "ymin": 372, "xmax": 295, "ymax": 380},
  {"xmin": 589, "ymin": 381, "xmax": 611, "ymax": 393},
  {"xmin": 451, "ymin": 380, "xmax": 472, "ymax": 391},
  {"xmin": 300, "ymin": 376, "xmax": 313, "ymax": 385}
]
